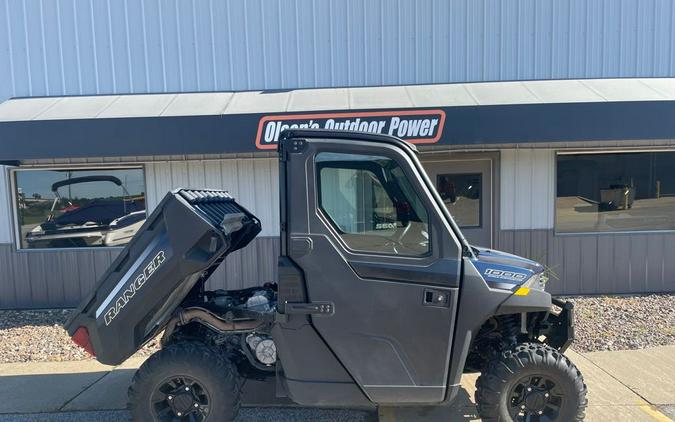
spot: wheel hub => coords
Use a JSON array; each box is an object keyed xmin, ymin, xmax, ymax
[
  {"xmin": 509, "ymin": 374, "xmax": 563, "ymax": 420},
  {"xmin": 523, "ymin": 389, "xmax": 547, "ymax": 412},
  {"xmin": 168, "ymin": 390, "xmax": 196, "ymax": 415},
  {"xmin": 152, "ymin": 376, "xmax": 210, "ymax": 421}
]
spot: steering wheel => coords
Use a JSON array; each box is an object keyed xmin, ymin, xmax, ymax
[{"xmin": 383, "ymin": 223, "xmax": 412, "ymax": 254}]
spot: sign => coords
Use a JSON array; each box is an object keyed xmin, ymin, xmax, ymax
[
  {"xmin": 8, "ymin": 101, "xmax": 670, "ymax": 160},
  {"xmin": 255, "ymin": 109, "xmax": 446, "ymax": 150}
]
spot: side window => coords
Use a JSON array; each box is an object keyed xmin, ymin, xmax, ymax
[
  {"xmin": 317, "ymin": 152, "xmax": 430, "ymax": 256},
  {"xmin": 437, "ymin": 173, "xmax": 482, "ymax": 227},
  {"xmin": 14, "ymin": 168, "xmax": 147, "ymax": 249}
]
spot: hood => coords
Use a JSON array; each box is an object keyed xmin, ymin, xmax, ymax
[{"xmin": 470, "ymin": 246, "xmax": 545, "ymax": 289}]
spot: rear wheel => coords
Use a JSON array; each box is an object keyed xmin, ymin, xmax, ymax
[
  {"xmin": 475, "ymin": 342, "xmax": 587, "ymax": 422},
  {"xmin": 128, "ymin": 342, "xmax": 241, "ymax": 422}
]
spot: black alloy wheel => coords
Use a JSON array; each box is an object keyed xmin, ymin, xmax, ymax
[
  {"xmin": 475, "ymin": 342, "xmax": 587, "ymax": 422},
  {"xmin": 508, "ymin": 374, "xmax": 564, "ymax": 421},
  {"xmin": 128, "ymin": 342, "xmax": 242, "ymax": 422}
]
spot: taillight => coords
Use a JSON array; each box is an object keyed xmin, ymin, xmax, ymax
[{"xmin": 71, "ymin": 326, "xmax": 96, "ymax": 357}]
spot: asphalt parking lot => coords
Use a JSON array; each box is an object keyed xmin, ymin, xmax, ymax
[
  {"xmin": 0, "ymin": 347, "xmax": 673, "ymax": 422},
  {"xmin": 0, "ymin": 408, "xmax": 375, "ymax": 422}
]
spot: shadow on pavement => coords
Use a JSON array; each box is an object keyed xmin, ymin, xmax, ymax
[
  {"xmin": 378, "ymin": 386, "xmax": 479, "ymax": 421},
  {"xmin": 0, "ymin": 371, "xmax": 111, "ymax": 414},
  {"xmin": 0, "ymin": 367, "xmax": 480, "ymax": 420}
]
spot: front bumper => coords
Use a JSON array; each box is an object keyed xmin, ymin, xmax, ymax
[{"xmin": 544, "ymin": 298, "xmax": 575, "ymax": 352}]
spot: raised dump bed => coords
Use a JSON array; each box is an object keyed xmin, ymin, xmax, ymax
[{"xmin": 65, "ymin": 188, "xmax": 261, "ymax": 365}]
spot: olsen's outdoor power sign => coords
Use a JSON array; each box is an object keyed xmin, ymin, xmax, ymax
[{"xmin": 255, "ymin": 109, "xmax": 446, "ymax": 150}]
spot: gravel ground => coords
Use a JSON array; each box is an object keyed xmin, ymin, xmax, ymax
[
  {"xmin": 564, "ymin": 293, "xmax": 675, "ymax": 353},
  {"xmin": 0, "ymin": 309, "xmax": 159, "ymax": 363},
  {"xmin": 0, "ymin": 294, "xmax": 673, "ymax": 363}
]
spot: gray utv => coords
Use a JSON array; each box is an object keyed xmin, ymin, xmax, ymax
[{"xmin": 66, "ymin": 129, "xmax": 587, "ymax": 421}]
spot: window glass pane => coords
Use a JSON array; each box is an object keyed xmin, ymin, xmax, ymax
[
  {"xmin": 15, "ymin": 168, "xmax": 146, "ymax": 249},
  {"xmin": 317, "ymin": 152, "xmax": 430, "ymax": 256},
  {"xmin": 556, "ymin": 152, "xmax": 675, "ymax": 233},
  {"xmin": 437, "ymin": 173, "xmax": 482, "ymax": 227}
]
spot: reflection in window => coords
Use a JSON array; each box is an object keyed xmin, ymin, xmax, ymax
[
  {"xmin": 317, "ymin": 152, "xmax": 430, "ymax": 256},
  {"xmin": 556, "ymin": 152, "xmax": 675, "ymax": 233},
  {"xmin": 15, "ymin": 168, "xmax": 146, "ymax": 249},
  {"xmin": 437, "ymin": 173, "xmax": 482, "ymax": 227}
]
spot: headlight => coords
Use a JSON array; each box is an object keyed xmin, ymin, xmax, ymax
[{"xmin": 525, "ymin": 272, "xmax": 548, "ymax": 290}]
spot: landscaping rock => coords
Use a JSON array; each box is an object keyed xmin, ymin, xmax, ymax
[
  {"xmin": 0, "ymin": 294, "xmax": 673, "ymax": 362},
  {"xmin": 563, "ymin": 294, "xmax": 675, "ymax": 353},
  {"xmin": 0, "ymin": 309, "xmax": 159, "ymax": 363}
]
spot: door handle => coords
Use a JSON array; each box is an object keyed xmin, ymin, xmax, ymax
[
  {"xmin": 285, "ymin": 301, "xmax": 334, "ymax": 316},
  {"xmin": 423, "ymin": 288, "xmax": 450, "ymax": 307}
]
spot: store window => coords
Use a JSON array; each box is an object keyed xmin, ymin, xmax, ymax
[
  {"xmin": 14, "ymin": 168, "xmax": 146, "ymax": 249},
  {"xmin": 317, "ymin": 152, "xmax": 430, "ymax": 256},
  {"xmin": 436, "ymin": 173, "xmax": 482, "ymax": 227},
  {"xmin": 556, "ymin": 151, "xmax": 675, "ymax": 233}
]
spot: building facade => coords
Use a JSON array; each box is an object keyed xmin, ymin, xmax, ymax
[{"xmin": 1, "ymin": 0, "xmax": 675, "ymax": 308}]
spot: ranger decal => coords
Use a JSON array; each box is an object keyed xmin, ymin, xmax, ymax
[{"xmin": 103, "ymin": 250, "xmax": 166, "ymax": 326}]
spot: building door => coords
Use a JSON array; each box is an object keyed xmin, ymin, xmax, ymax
[{"xmin": 422, "ymin": 155, "xmax": 494, "ymax": 247}]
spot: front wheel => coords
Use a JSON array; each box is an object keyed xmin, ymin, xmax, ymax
[
  {"xmin": 475, "ymin": 342, "xmax": 587, "ymax": 422},
  {"xmin": 128, "ymin": 342, "xmax": 242, "ymax": 422}
]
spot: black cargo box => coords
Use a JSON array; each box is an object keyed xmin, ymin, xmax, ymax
[{"xmin": 65, "ymin": 189, "xmax": 261, "ymax": 365}]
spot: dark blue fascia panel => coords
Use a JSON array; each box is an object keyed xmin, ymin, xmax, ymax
[
  {"xmin": 446, "ymin": 100, "xmax": 675, "ymax": 144},
  {"xmin": 1, "ymin": 100, "xmax": 674, "ymax": 161}
]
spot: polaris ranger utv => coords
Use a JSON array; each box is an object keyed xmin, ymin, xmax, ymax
[{"xmin": 66, "ymin": 129, "xmax": 587, "ymax": 421}]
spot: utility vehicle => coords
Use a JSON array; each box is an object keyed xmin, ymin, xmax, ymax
[
  {"xmin": 26, "ymin": 175, "xmax": 145, "ymax": 248},
  {"xmin": 66, "ymin": 130, "xmax": 587, "ymax": 421}
]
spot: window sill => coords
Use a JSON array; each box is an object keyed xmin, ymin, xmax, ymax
[{"xmin": 554, "ymin": 229, "xmax": 675, "ymax": 236}]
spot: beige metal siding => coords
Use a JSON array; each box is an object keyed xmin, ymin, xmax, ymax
[
  {"xmin": 0, "ymin": 244, "xmax": 120, "ymax": 309},
  {"xmin": 208, "ymin": 236, "xmax": 280, "ymax": 291},
  {"xmin": 500, "ymin": 149, "xmax": 555, "ymax": 230},
  {"xmin": 497, "ymin": 229, "xmax": 675, "ymax": 295},
  {"xmin": 145, "ymin": 158, "xmax": 280, "ymax": 237},
  {"xmin": 0, "ymin": 237, "xmax": 279, "ymax": 309}
]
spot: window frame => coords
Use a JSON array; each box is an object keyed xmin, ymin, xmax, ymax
[
  {"xmin": 315, "ymin": 151, "xmax": 433, "ymax": 259},
  {"xmin": 554, "ymin": 149, "xmax": 675, "ymax": 236},
  {"xmin": 10, "ymin": 165, "xmax": 147, "ymax": 251}
]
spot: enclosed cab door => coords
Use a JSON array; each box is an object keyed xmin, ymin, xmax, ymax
[{"xmin": 274, "ymin": 131, "xmax": 465, "ymax": 405}]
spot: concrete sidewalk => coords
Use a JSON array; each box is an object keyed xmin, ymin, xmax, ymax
[{"xmin": 0, "ymin": 346, "xmax": 673, "ymax": 421}]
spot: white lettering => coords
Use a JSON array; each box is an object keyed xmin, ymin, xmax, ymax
[
  {"xmin": 396, "ymin": 119, "xmax": 409, "ymax": 137},
  {"xmin": 264, "ymin": 122, "xmax": 276, "ymax": 144},
  {"xmin": 103, "ymin": 250, "xmax": 167, "ymax": 326},
  {"xmin": 388, "ymin": 116, "xmax": 400, "ymax": 135},
  {"xmin": 419, "ymin": 119, "xmax": 430, "ymax": 136},
  {"xmin": 258, "ymin": 113, "xmax": 442, "ymax": 148},
  {"xmin": 407, "ymin": 119, "xmax": 423, "ymax": 136},
  {"xmin": 428, "ymin": 118, "xmax": 438, "ymax": 136}
]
